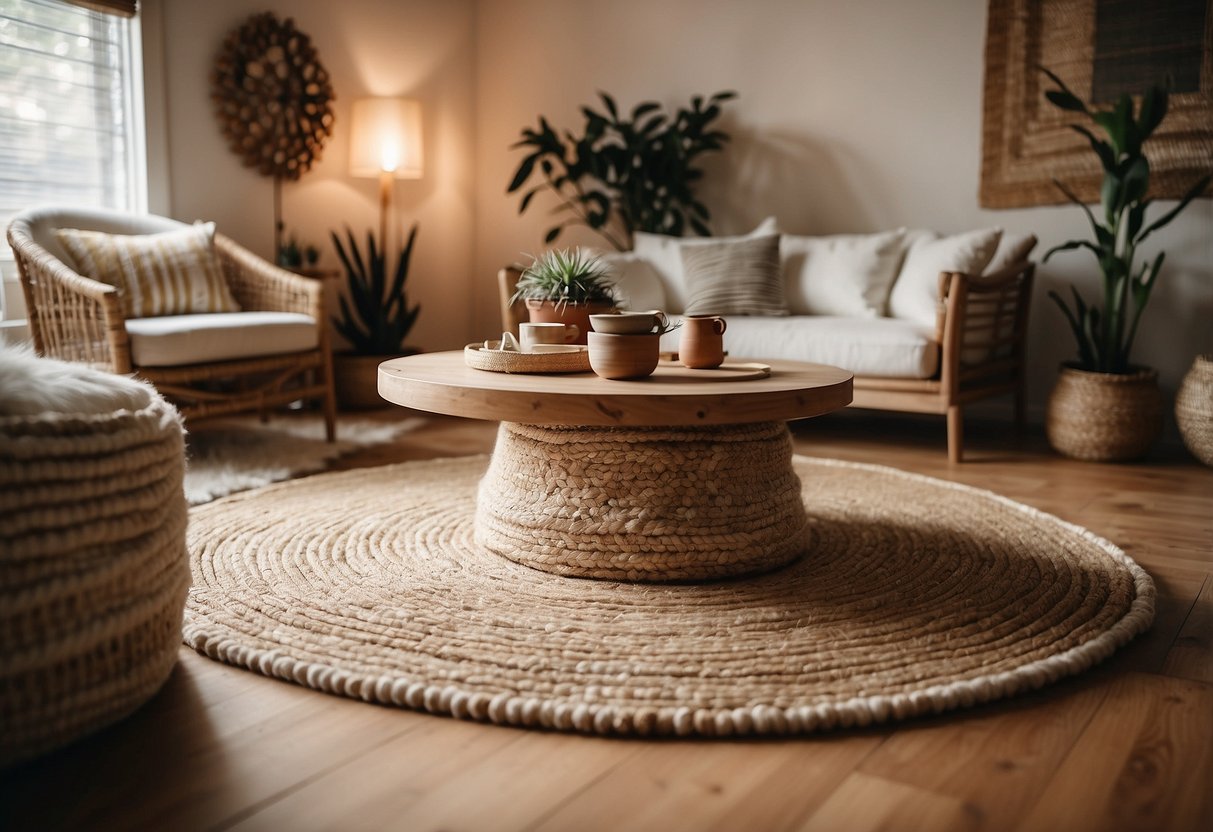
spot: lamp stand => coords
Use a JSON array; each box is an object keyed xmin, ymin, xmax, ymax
[{"xmin": 378, "ymin": 170, "xmax": 393, "ymax": 254}]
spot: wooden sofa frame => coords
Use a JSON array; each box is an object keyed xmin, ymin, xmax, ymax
[
  {"xmin": 9, "ymin": 226, "xmax": 338, "ymax": 440},
  {"xmin": 497, "ymin": 260, "xmax": 1035, "ymax": 463}
]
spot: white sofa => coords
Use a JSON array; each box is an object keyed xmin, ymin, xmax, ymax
[{"xmin": 498, "ymin": 222, "xmax": 1036, "ymax": 462}]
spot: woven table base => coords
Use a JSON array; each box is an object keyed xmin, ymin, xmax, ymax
[
  {"xmin": 184, "ymin": 455, "xmax": 1154, "ymax": 739},
  {"xmin": 475, "ymin": 421, "xmax": 807, "ymax": 581}
]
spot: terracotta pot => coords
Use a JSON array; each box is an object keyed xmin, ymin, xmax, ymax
[
  {"xmin": 587, "ymin": 332, "xmax": 660, "ymax": 380},
  {"xmin": 333, "ymin": 350, "xmax": 418, "ymax": 410},
  {"xmin": 525, "ymin": 300, "xmax": 615, "ymax": 345},
  {"xmin": 1045, "ymin": 365, "xmax": 1164, "ymax": 462},
  {"xmin": 1175, "ymin": 354, "xmax": 1213, "ymax": 467},
  {"xmin": 679, "ymin": 315, "xmax": 728, "ymax": 369}
]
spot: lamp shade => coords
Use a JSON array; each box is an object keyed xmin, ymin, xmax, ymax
[{"xmin": 348, "ymin": 98, "xmax": 423, "ymax": 179}]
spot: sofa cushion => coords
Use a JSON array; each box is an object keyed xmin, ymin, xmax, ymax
[
  {"xmin": 781, "ymin": 229, "xmax": 906, "ymax": 318},
  {"xmin": 659, "ymin": 314, "xmax": 940, "ymax": 379},
  {"xmin": 126, "ymin": 312, "xmax": 318, "ymax": 367},
  {"xmin": 633, "ymin": 217, "xmax": 778, "ymax": 313},
  {"xmin": 55, "ymin": 222, "xmax": 241, "ymax": 318},
  {"xmin": 597, "ymin": 252, "xmax": 666, "ymax": 311},
  {"xmin": 887, "ymin": 228, "xmax": 1002, "ymax": 326},
  {"xmin": 984, "ymin": 231, "xmax": 1038, "ymax": 274},
  {"xmin": 682, "ymin": 234, "xmax": 788, "ymax": 316}
]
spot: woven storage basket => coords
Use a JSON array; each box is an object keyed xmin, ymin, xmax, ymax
[
  {"xmin": 0, "ymin": 364, "xmax": 189, "ymax": 766},
  {"xmin": 1176, "ymin": 354, "xmax": 1213, "ymax": 467},
  {"xmin": 1046, "ymin": 365, "xmax": 1164, "ymax": 462}
]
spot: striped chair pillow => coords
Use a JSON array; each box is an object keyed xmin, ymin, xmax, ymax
[
  {"xmin": 681, "ymin": 233, "xmax": 789, "ymax": 317},
  {"xmin": 55, "ymin": 222, "xmax": 240, "ymax": 318}
]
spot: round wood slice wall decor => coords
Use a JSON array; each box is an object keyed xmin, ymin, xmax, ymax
[{"xmin": 211, "ymin": 12, "xmax": 335, "ymax": 180}]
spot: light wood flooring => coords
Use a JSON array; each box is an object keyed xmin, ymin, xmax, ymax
[{"xmin": 3, "ymin": 409, "xmax": 1211, "ymax": 832}]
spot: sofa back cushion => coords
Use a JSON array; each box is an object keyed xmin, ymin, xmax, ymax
[
  {"xmin": 983, "ymin": 231, "xmax": 1038, "ymax": 274},
  {"xmin": 632, "ymin": 217, "xmax": 778, "ymax": 313},
  {"xmin": 55, "ymin": 222, "xmax": 240, "ymax": 319},
  {"xmin": 886, "ymin": 228, "xmax": 1002, "ymax": 326},
  {"xmin": 682, "ymin": 234, "xmax": 788, "ymax": 316},
  {"xmin": 597, "ymin": 251, "xmax": 667, "ymax": 311},
  {"xmin": 781, "ymin": 229, "xmax": 906, "ymax": 318}
]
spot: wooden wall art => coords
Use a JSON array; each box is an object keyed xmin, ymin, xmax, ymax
[
  {"xmin": 981, "ymin": 0, "xmax": 1212, "ymax": 209},
  {"xmin": 211, "ymin": 12, "xmax": 335, "ymax": 181}
]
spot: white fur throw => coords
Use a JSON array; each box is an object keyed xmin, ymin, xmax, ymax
[{"xmin": 0, "ymin": 344, "xmax": 154, "ymax": 416}]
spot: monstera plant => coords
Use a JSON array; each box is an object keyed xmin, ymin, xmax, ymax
[
  {"xmin": 1040, "ymin": 68, "xmax": 1211, "ymax": 461},
  {"xmin": 507, "ymin": 90, "xmax": 736, "ymax": 250}
]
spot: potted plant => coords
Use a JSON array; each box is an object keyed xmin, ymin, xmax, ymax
[
  {"xmin": 330, "ymin": 224, "xmax": 421, "ymax": 409},
  {"xmin": 1040, "ymin": 69, "xmax": 1211, "ymax": 461},
  {"xmin": 507, "ymin": 90, "xmax": 736, "ymax": 249},
  {"xmin": 510, "ymin": 248, "xmax": 616, "ymax": 343}
]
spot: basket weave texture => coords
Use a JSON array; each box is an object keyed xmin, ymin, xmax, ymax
[
  {"xmin": 464, "ymin": 343, "xmax": 590, "ymax": 374},
  {"xmin": 1176, "ymin": 355, "xmax": 1213, "ymax": 467},
  {"xmin": 0, "ymin": 388, "xmax": 190, "ymax": 766},
  {"xmin": 1046, "ymin": 366, "xmax": 1164, "ymax": 462}
]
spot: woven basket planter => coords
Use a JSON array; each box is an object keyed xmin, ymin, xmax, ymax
[
  {"xmin": 0, "ymin": 371, "xmax": 189, "ymax": 766},
  {"xmin": 1176, "ymin": 354, "xmax": 1213, "ymax": 467},
  {"xmin": 1046, "ymin": 365, "xmax": 1164, "ymax": 462}
]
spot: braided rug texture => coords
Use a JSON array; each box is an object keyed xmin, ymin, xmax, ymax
[{"xmin": 184, "ymin": 455, "xmax": 1154, "ymax": 738}]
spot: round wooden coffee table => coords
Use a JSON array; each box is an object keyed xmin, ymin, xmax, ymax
[{"xmin": 379, "ymin": 353, "xmax": 852, "ymax": 582}]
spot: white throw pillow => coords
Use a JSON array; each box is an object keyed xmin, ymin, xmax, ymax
[
  {"xmin": 596, "ymin": 251, "xmax": 667, "ymax": 311},
  {"xmin": 633, "ymin": 217, "xmax": 778, "ymax": 313},
  {"xmin": 983, "ymin": 231, "xmax": 1038, "ymax": 274},
  {"xmin": 781, "ymin": 229, "xmax": 907, "ymax": 318},
  {"xmin": 887, "ymin": 228, "xmax": 1003, "ymax": 326}
]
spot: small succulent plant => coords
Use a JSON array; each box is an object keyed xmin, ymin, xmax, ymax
[{"xmin": 510, "ymin": 248, "xmax": 617, "ymax": 311}]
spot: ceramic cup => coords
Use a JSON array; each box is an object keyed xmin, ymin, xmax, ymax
[
  {"xmin": 589, "ymin": 310, "xmax": 668, "ymax": 335},
  {"xmin": 679, "ymin": 315, "xmax": 727, "ymax": 369},
  {"xmin": 519, "ymin": 322, "xmax": 580, "ymax": 352},
  {"xmin": 587, "ymin": 331, "xmax": 661, "ymax": 380}
]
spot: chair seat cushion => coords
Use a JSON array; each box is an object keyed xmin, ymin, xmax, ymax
[
  {"xmin": 126, "ymin": 312, "xmax": 319, "ymax": 367},
  {"xmin": 659, "ymin": 315, "xmax": 940, "ymax": 379}
]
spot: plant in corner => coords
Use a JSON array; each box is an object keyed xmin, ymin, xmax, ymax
[
  {"xmin": 1040, "ymin": 68, "xmax": 1211, "ymax": 461},
  {"xmin": 510, "ymin": 248, "xmax": 616, "ymax": 344},
  {"xmin": 507, "ymin": 91, "xmax": 736, "ymax": 250},
  {"xmin": 329, "ymin": 225, "xmax": 422, "ymax": 409}
]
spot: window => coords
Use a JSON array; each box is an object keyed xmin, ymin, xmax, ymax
[{"xmin": 0, "ymin": 0, "xmax": 146, "ymax": 240}]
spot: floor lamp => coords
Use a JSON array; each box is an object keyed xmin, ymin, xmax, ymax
[{"xmin": 349, "ymin": 98, "xmax": 423, "ymax": 254}]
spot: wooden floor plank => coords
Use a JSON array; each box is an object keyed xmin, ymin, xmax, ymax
[
  {"xmin": 797, "ymin": 771, "xmax": 982, "ymax": 832},
  {"xmin": 1013, "ymin": 673, "xmax": 1213, "ymax": 832},
  {"xmin": 1163, "ymin": 574, "xmax": 1213, "ymax": 684}
]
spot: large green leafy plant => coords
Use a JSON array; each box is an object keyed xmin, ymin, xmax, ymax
[
  {"xmin": 330, "ymin": 225, "xmax": 421, "ymax": 355},
  {"xmin": 507, "ymin": 91, "xmax": 736, "ymax": 250},
  {"xmin": 1041, "ymin": 69, "xmax": 1210, "ymax": 374}
]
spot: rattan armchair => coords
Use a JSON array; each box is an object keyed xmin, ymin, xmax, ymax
[{"xmin": 7, "ymin": 207, "xmax": 336, "ymax": 439}]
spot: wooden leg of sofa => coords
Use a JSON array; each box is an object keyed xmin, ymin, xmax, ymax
[
  {"xmin": 1014, "ymin": 388, "xmax": 1027, "ymax": 434},
  {"xmin": 321, "ymin": 354, "xmax": 338, "ymax": 443},
  {"xmin": 947, "ymin": 405, "xmax": 963, "ymax": 463}
]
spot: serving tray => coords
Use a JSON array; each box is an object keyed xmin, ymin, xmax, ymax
[{"xmin": 464, "ymin": 343, "xmax": 591, "ymax": 374}]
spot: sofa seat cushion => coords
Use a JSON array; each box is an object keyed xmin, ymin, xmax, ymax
[
  {"xmin": 126, "ymin": 312, "xmax": 319, "ymax": 367},
  {"xmin": 659, "ymin": 315, "xmax": 940, "ymax": 379}
]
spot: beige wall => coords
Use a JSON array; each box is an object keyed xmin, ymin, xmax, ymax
[
  {"xmin": 473, "ymin": 0, "xmax": 1213, "ymax": 412},
  {"xmin": 155, "ymin": 0, "xmax": 1211, "ymax": 410},
  {"xmin": 159, "ymin": 0, "xmax": 477, "ymax": 351}
]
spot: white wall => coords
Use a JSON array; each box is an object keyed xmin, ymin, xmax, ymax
[
  {"xmin": 160, "ymin": 0, "xmax": 477, "ymax": 351},
  {"xmin": 473, "ymin": 0, "xmax": 1213, "ymax": 412}
]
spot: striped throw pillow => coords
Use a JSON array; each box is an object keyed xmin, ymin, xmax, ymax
[
  {"xmin": 681, "ymin": 233, "xmax": 789, "ymax": 316},
  {"xmin": 56, "ymin": 222, "xmax": 240, "ymax": 318}
]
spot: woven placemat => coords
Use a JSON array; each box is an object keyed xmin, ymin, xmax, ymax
[{"xmin": 184, "ymin": 455, "xmax": 1154, "ymax": 738}]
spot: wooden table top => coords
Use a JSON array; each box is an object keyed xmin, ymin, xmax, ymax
[{"xmin": 378, "ymin": 351, "xmax": 853, "ymax": 427}]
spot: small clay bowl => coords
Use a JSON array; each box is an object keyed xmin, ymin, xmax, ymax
[
  {"xmin": 587, "ymin": 332, "xmax": 660, "ymax": 380},
  {"xmin": 589, "ymin": 311, "xmax": 666, "ymax": 335}
]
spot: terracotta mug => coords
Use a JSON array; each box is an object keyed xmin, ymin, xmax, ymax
[
  {"xmin": 520, "ymin": 322, "xmax": 580, "ymax": 353},
  {"xmin": 679, "ymin": 315, "xmax": 727, "ymax": 369}
]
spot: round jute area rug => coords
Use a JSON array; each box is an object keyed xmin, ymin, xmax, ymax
[{"xmin": 184, "ymin": 455, "xmax": 1154, "ymax": 738}]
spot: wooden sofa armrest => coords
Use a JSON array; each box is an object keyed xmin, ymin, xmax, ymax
[
  {"xmin": 6, "ymin": 224, "xmax": 131, "ymax": 372},
  {"xmin": 497, "ymin": 266, "xmax": 527, "ymax": 335},
  {"xmin": 214, "ymin": 233, "xmax": 322, "ymax": 320},
  {"xmin": 935, "ymin": 260, "xmax": 1036, "ymax": 396}
]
